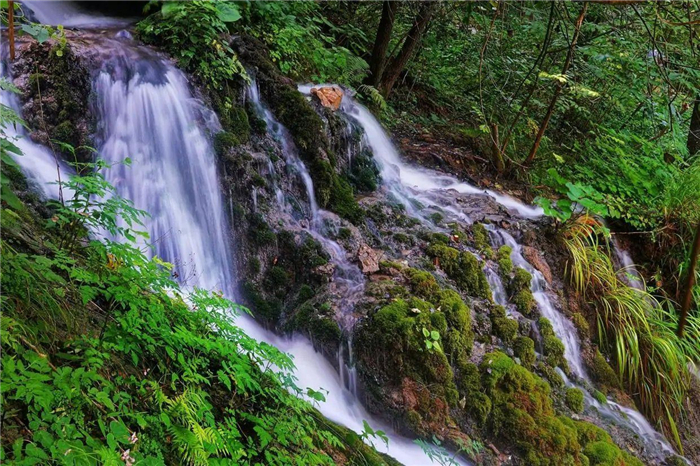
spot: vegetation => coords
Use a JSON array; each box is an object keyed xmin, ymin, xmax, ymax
[{"xmin": 563, "ymin": 216, "xmax": 700, "ymax": 450}]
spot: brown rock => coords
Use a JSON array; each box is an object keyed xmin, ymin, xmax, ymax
[
  {"xmin": 310, "ymin": 86, "xmax": 343, "ymax": 110},
  {"xmin": 357, "ymin": 244, "xmax": 381, "ymax": 274},
  {"xmin": 522, "ymin": 246, "xmax": 553, "ymax": 284}
]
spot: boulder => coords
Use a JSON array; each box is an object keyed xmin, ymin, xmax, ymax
[
  {"xmin": 310, "ymin": 86, "xmax": 343, "ymax": 110},
  {"xmin": 522, "ymin": 246, "xmax": 553, "ymax": 284},
  {"xmin": 357, "ymin": 244, "xmax": 381, "ymax": 274}
]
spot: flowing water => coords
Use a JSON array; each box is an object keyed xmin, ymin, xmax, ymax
[
  {"xmin": 2, "ymin": 14, "xmax": 450, "ymax": 465},
  {"xmin": 329, "ymin": 89, "xmax": 680, "ymax": 461},
  {"xmin": 3, "ymin": 2, "xmax": 682, "ymax": 461},
  {"xmin": 0, "ymin": 57, "xmax": 73, "ymax": 200}
]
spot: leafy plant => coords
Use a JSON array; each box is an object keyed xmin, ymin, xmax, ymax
[
  {"xmin": 422, "ymin": 326, "xmax": 442, "ymax": 353},
  {"xmin": 137, "ymin": 1, "xmax": 246, "ymax": 88}
]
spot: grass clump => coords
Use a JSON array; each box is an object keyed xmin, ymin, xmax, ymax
[{"xmin": 563, "ymin": 216, "xmax": 700, "ymax": 450}]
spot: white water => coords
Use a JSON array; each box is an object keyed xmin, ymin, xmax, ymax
[
  {"xmin": 1, "ymin": 57, "xmax": 73, "ymax": 200},
  {"xmin": 2, "ymin": 15, "xmax": 450, "ymax": 463},
  {"xmin": 20, "ymin": 0, "xmax": 132, "ymax": 28},
  {"xmin": 247, "ymin": 79, "xmax": 365, "ymax": 329},
  {"xmin": 327, "ymin": 89, "xmax": 680, "ymax": 461}
]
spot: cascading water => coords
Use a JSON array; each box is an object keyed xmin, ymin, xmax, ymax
[
  {"xmin": 2, "ymin": 15, "xmax": 452, "ymax": 466},
  {"xmin": 328, "ymin": 88, "xmax": 681, "ymax": 462},
  {"xmin": 246, "ymin": 78, "xmax": 365, "ymax": 328},
  {"xmin": 0, "ymin": 57, "xmax": 73, "ymax": 201}
]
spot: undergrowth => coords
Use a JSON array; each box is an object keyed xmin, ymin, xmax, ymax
[{"xmin": 562, "ymin": 216, "xmax": 700, "ymax": 452}]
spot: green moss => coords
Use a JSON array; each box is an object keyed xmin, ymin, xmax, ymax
[
  {"xmin": 337, "ymin": 227, "xmax": 352, "ymax": 240},
  {"xmin": 575, "ymin": 421, "xmax": 611, "ymax": 447},
  {"xmin": 347, "ymin": 150, "xmax": 380, "ymax": 193},
  {"xmin": 583, "ymin": 441, "xmax": 617, "ymax": 465},
  {"xmin": 566, "ymin": 388, "xmax": 585, "ymax": 413},
  {"xmin": 512, "ymin": 288, "xmax": 535, "ymax": 315},
  {"xmin": 248, "ymin": 257, "xmax": 261, "ymax": 275},
  {"xmin": 491, "ymin": 316, "xmax": 519, "ymax": 343},
  {"xmin": 299, "ymin": 237, "xmax": 330, "ymax": 268},
  {"xmin": 471, "ymin": 223, "xmax": 493, "ymax": 258},
  {"xmin": 497, "ymin": 245, "xmax": 513, "ymax": 278},
  {"xmin": 469, "ymin": 392, "xmax": 492, "ymax": 426},
  {"xmin": 214, "ymin": 131, "xmax": 239, "ymax": 156},
  {"xmin": 429, "ymin": 212, "xmax": 444, "ymax": 225},
  {"xmin": 537, "ymin": 317, "xmax": 569, "ymax": 371},
  {"xmin": 265, "ymin": 266, "xmax": 290, "ymax": 298},
  {"xmin": 329, "ymin": 175, "xmax": 363, "ymax": 223},
  {"xmin": 298, "ymin": 284, "xmax": 315, "ymax": 302},
  {"xmin": 572, "ymin": 313, "xmax": 590, "ymax": 338},
  {"xmin": 428, "ymin": 232, "xmax": 451, "ymax": 245},
  {"xmin": 591, "ymin": 350, "xmax": 621, "ymax": 390},
  {"xmin": 513, "ymin": 336, "xmax": 536, "ymax": 368},
  {"xmin": 243, "ymin": 280, "xmax": 281, "ymax": 323},
  {"xmin": 543, "ymin": 335, "xmax": 568, "ymax": 370},
  {"xmin": 426, "ymin": 244, "xmax": 491, "ymax": 299},
  {"xmin": 251, "ymin": 173, "xmax": 267, "ymax": 188},
  {"xmin": 480, "ymin": 352, "xmax": 582, "ymax": 465},
  {"xmin": 286, "ymin": 302, "xmax": 341, "ymax": 349},
  {"xmin": 510, "ymin": 267, "xmax": 532, "ymax": 293},
  {"xmin": 53, "ymin": 120, "xmax": 77, "ymax": 146},
  {"xmin": 247, "ymin": 213, "xmax": 276, "ymax": 247},
  {"xmin": 535, "ymin": 362, "xmax": 565, "ymax": 389},
  {"xmin": 393, "ymin": 232, "xmax": 414, "ymax": 245},
  {"xmin": 592, "ymin": 390, "xmax": 607, "ymax": 404}
]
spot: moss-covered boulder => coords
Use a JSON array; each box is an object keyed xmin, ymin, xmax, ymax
[
  {"xmin": 538, "ymin": 317, "xmax": 569, "ymax": 371},
  {"xmin": 471, "ymin": 223, "xmax": 493, "ymax": 258},
  {"xmin": 566, "ymin": 387, "xmax": 585, "ymax": 413},
  {"xmin": 231, "ymin": 36, "xmax": 362, "ymax": 223},
  {"xmin": 509, "ymin": 267, "xmax": 536, "ymax": 315},
  {"xmin": 426, "ymin": 243, "xmax": 491, "ymax": 299},
  {"xmin": 480, "ymin": 352, "xmax": 583, "ymax": 465}
]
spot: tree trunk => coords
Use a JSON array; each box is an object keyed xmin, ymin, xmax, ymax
[
  {"xmin": 688, "ymin": 95, "xmax": 700, "ymax": 156},
  {"xmin": 367, "ymin": 1, "xmax": 399, "ymax": 87},
  {"xmin": 524, "ymin": 2, "xmax": 588, "ymax": 166},
  {"xmin": 378, "ymin": 2, "xmax": 436, "ymax": 97},
  {"xmin": 678, "ymin": 220, "xmax": 700, "ymax": 337}
]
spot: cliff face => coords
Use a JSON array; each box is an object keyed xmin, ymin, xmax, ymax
[{"xmin": 7, "ymin": 28, "xmax": 695, "ymax": 466}]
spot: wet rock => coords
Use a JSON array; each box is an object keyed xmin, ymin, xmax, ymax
[
  {"xmin": 310, "ymin": 86, "xmax": 343, "ymax": 110},
  {"xmin": 357, "ymin": 244, "xmax": 381, "ymax": 274},
  {"xmin": 522, "ymin": 245, "xmax": 553, "ymax": 284}
]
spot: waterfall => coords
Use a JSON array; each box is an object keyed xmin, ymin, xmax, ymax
[
  {"xmin": 0, "ymin": 57, "xmax": 73, "ymax": 200},
  {"xmin": 330, "ymin": 89, "xmax": 680, "ymax": 461},
  {"xmin": 2, "ymin": 22, "xmax": 453, "ymax": 466}
]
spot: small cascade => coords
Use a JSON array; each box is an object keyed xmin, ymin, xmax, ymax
[
  {"xmin": 246, "ymin": 78, "xmax": 365, "ymax": 329},
  {"xmin": 1, "ymin": 56, "xmax": 73, "ymax": 200},
  {"xmin": 329, "ymin": 88, "xmax": 680, "ymax": 463},
  {"xmin": 610, "ymin": 235, "xmax": 645, "ymax": 290}
]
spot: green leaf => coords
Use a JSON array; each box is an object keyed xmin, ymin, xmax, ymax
[{"xmin": 216, "ymin": 2, "xmax": 241, "ymax": 23}]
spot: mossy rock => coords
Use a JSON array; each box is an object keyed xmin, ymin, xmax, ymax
[
  {"xmin": 572, "ymin": 313, "xmax": 590, "ymax": 338},
  {"xmin": 590, "ymin": 350, "xmax": 621, "ymax": 390},
  {"xmin": 286, "ymin": 302, "xmax": 342, "ymax": 350},
  {"xmin": 426, "ymin": 244, "xmax": 491, "ymax": 299},
  {"xmin": 480, "ymin": 352, "xmax": 583, "ymax": 465},
  {"xmin": 497, "ymin": 245, "xmax": 513, "ymax": 278},
  {"xmin": 582, "ymin": 441, "xmax": 643, "ymax": 466},
  {"xmin": 214, "ymin": 131, "xmax": 239, "ymax": 156},
  {"xmin": 510, "ymin": 267, "xmax": 532, "ymax": 293},
  {"xmin": 471, "ymin": 223, "xmax": 493, "ymax": 258},
  {"xmin": 513, "ymin": 336, "xmax": 536, "ymax": 368},
  {"xmin": 535, "ymin": 361, "xmax": 565, "ymax": 389},
  {"xmin": 491, "ymin": 307, "xmax": 519, "ymax": 343},
  {"xmin": 512, "ymin": 288, "xmax": 535, "ymax": 315},
  {"xmin": 543, "ymin": 334, "xmax": 568, "ymax": 370},
  {"xmin": 566, "ymin": 388, "xmax": 585, "ymax": 413}
]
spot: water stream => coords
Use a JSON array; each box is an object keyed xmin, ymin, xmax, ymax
[
  {"xmin": 3, "ymin": 2, "xmax": 682, "ymax": 462},
  {"xmin": 329, "ymin": 89, "xmax": 679, "ymax": 461},
  {"xmin": 2, "ymin": 15, "xmax": 447, "ymax": 466}
]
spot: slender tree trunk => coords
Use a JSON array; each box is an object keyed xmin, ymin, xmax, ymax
[
  {"xmin": 8, "ymin": 1, "xmax": 15, "ymax": 60},
  {"xmin": 524, "ymin": 2, "xmax": 588, "ymax": 166},
  {"xmin": 688, "ymin": 95, "xmax": 700, "ymax": 156},
  {"xmin": 678, "ymin": 220, "xmax": 700, "ymax": 337},
  {"xmin": 378, "ymin": 2, "xmax": 436, "ymax": 97},
  {"xmin": 367, "ymin": 1, "xmax": 399, "ymax": 87}
]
